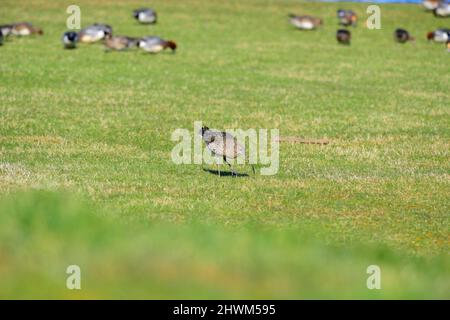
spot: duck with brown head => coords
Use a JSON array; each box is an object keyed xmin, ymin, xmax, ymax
[
  {"xmin": 11, "ymin": 22, "xmax": 43, "ymax": 36},
  {"xmin": 337, "ymin": 9, "xmax": 357, "ymax": 27},
  {"xmin": 288, "ymin": 13, "xmax": 322, "ymax": 30},
  {"xmin": 78, "ymin": 24, "xmax": 112, "ymax": 44},
  {"xmin": 423, "ymin": 0, "xmax": 443, "ymax": 11},
  {"xmin": 427, "ymin": 29, "xmax": 450, "ymax": 42},
  {"xmin": 133, "ymin": 8, "xmax": 157, "ymax": 24},
  {"xmin": 104, "ymin": 34, "xmax": 138, "ymax": 51},
  {"xmin": 138, "ymin": 36, "xmax": 177, "ymax": 54},
  {"xmin": 433, "ymin": 3, "xmax": 450, "ymax": 17}
]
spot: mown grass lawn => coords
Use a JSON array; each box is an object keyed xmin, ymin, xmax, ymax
[{"xmin": 0, "ymin": 0, "xmax": 449, "ymax": 298}]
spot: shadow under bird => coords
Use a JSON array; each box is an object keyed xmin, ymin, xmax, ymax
[
  {"xmin": 11, "ymin": 22, "xmax": 43, "ymax": 36},
  {"xmin": 200, "ymin": 126, "xmax": 255, "ymax": 177},
  {"xmin": 138, "ymin": 36, "xmax": 176, "ymax": 53},
  {"xmin": 288, "ymin": 13, "xmax": 322, "ymax": 30},
  {"xmin": 133, "ymin": 8, "xmax": 157, "ymax": 24},
  {"xmin": 62, "ymin": 31, "xmax": 78, "ymax": 49},
  {"xmin": 78, "ymin": 23, "xmax": 112, "ymax": 43},
  {"xmin": 104, "ymin": 34, "xmax": 138, "ymax": 51},
  {"xmin": 336, "ymin": 29, "xmax": 351, "ymax": 45},
  {"xmin": 427, "ymin": 28, "xmax": 450, "ymax": 42},
  {"xmin": 337, "ymin": 9, "xmax": 357, "ymax": 27}
]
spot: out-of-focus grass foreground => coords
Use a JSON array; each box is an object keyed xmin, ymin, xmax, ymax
[{"xmin": 0, "ymin": 0, "xmax": 449, "ymax": 299}]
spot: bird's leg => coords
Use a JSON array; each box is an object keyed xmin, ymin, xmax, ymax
[
  {"xmin": 216, "ymin": 163, "xmax": 221, "ymax": 177},
  {"xmin": 251, "ymin": 165, "xmax": 256, "ymax": 175},
  {"xmin": 223, "ymin": 156, "xmax": 237, "ymax": 177}
]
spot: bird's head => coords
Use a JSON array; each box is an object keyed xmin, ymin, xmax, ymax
[
  {"xmin": 200, "ymin": 126, "xmax": 210, "ymax": 136},
  {"xmin": 426, "ymin": 32, "xmax": 434, "ymax": 40},
  {"xmin": 103, "ymin": 29, "xmax": 112, "ymax": 38},
  {"xmin": 67, "ymin": 32, "xmax": 78, "ymax": 41}
]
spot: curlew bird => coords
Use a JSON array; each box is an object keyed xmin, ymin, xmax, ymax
[
  {"xmin": 11, "ymin": 22, "xmax": 43, "ymax": 36},
  {"xmin": 133, "ymin": 8, "xmax": 157, "ymax": 24},
  {"xmin": 336, "ymin": 29, "xmax": 351, "ymax": 45},
  {"xmin": 427, "ymin": 28, "xmax": 450, "ymax": 42},
  {"xmin": 288, "ymin": 14, "xmax": 322, "ymax": 30},
  {"xmin": 394, "ymin": 28, "xmax": 415, "ymax": 43},
  {"xmin": 337, "ymin": 9, "xmax": 357, "ymax": 27},
  {"xmin": 138, "ymin": 36, "xmax": 176, "ymax": 53},
  {"xmin": 200, "ymin": 126, "xmax": 254, "ymax": 177},
  {"xmin": 62, "ymin": 31, "xmax": 78, "ymax": 49},
  {"xmin": 104, "ymin": 34, "xmax": 138, "ymax": 51},
  {"xmin": 78, "ymin": 24, "xmax": 112, "ymax": 43}
]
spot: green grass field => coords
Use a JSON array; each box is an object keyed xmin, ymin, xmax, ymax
[{"xmin": 0, "ymin": 0, "xmax": 449, "ymax": 299}]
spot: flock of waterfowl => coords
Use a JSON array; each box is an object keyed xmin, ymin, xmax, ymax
[
  {"xmin": 0, "ymin": 2, "xmax": 449, "ymax": 51},
  {"xmin": 289, "ymin": 1, "xmax": 449, "ymax": 50},
  {"xmin": 0, "ymin": 8, "xmax": 176, "ymax": 53}
]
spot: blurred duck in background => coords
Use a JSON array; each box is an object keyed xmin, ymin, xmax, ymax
[
  {"xmin": 394, "ymin": 28, "xmax": 415, "ymax": 43},
  {"xmin": 423, "ymin": 0, "xmax": 443, "ymax": 11},
  {"xmin": 138, "ymin": 36, "xmax": 176, "ymax": 53},
  {"xmin": 427, "ymin": 28, "xmax": 450, "ymax": 42},
  {"xmin": 78, "ymin": 23, "xmax": 112, "ymax": 43},
  {"xmin": 433, "ymin": 3, "xmax": 450, "ymax": 17},
  {"xmin": 0, "ymin": 24, "xmax": 13, "ymax": 38},
  {"xmin": 62, "ymin": 31, "xmax": 78, "ymax": 49},
  {"xmin": 104, "ymin": 35, "xmax": 138, "ymax": 51},
  {"xmin": 288, "ymin": 14, "xmax": 322, "ymax": 30},
  {"xmin": 336, "ymin": 29, "xmax": 351, "ymax": 45},
  {"xmin": 337, "ymin": 9, "xmax": 357, "ymax": 27},
  {"xmin": 133, "ymin": 8, "xmax": 157, "ymax": 24},
  {"xmin": 12, "ymin": 22, "xmax": 43, "ymax": 36}
]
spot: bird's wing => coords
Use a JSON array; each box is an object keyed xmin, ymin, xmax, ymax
[
  {"xmin": 223, "ymin": 133, "xmax": 245, "ymax": 158},
  {"xmin": 207, "ymin": 135, "xmax": 226, "ymax": 156}
]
